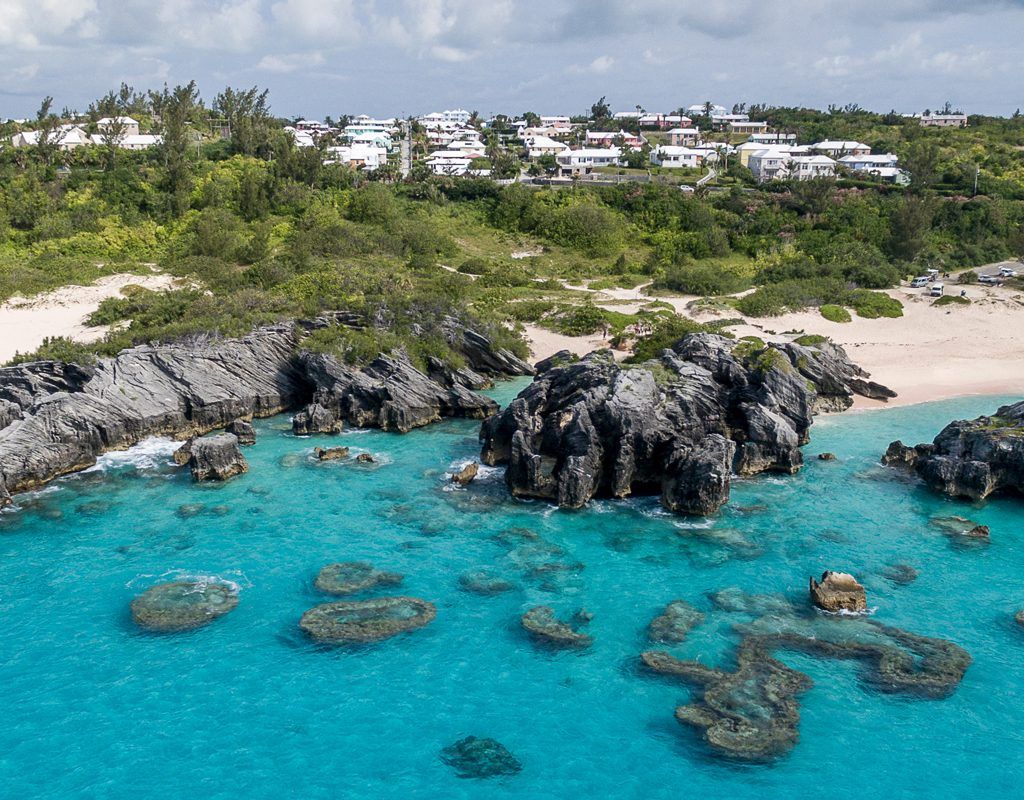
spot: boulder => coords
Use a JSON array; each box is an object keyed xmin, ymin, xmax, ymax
[
  {"xmin": 451, "ymin": 462, "xmax": 479, "ymax": 486},
  {"xmin": 356, "ymin": 453, "xmax": 376, "ymax": 463},
  {"xmin": 293, "ymin": 402, "xmax": 343, "ymax": 435},
  {"xmin": 818, "ymin": 452, "xmax": 837, "ymax": 461},
  {"xmin": 809, "ymin": 571, "xmax": 867, "ymax": 613},
  {"xmin": 186, "ymin": 434, "xmax": 248, "ymax": 481},
  {"xmin": 440, "ymin": 736, "xmax": 522, "ymax": 779},
  {"xmin": 481, "ymin": 334, "xmax": 890, "ymax": 515},
  {"xmin": 130, "ymin": 580, "xmax": 239, "ymax": 632},
  {"xmin": 520, "ymin": 606, "xmax": 592, "ymax": 648},
  {"xmin": 315, "ymin": 446, "xmax": 350, "ymax": 461},
  {"xmin": 313, "ymin": 562, "xmax": 403, "ymax": 595},
  {"xmin": 226, "ymin": 418, "xmax": 256, "ymax": 445},
  {"xmin": 299, "ymin": 596, "xmax": 436, "ymax": 644},
  {"xmin": 1015, "ymin": 610, "xmax": 1024, "ymax": 628}
]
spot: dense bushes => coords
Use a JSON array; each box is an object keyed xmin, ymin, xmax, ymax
[
  {"xmin": 736, "ymin": 278, "xmax": 902, "ymax": 318},
  {"xmin": 654, "ymin": 262, "xmax": 749, "ymax": 295}
]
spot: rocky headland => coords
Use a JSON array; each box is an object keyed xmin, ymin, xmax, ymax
[
  {"xmin": 883, "ymin": 400, "xmax": 1024, "ymax": 500},
  {"xmin": 0, "ymin": 317, "xmax": 530, "ymax": 505},
  {"xmin": 480, "ymin": 334, "xmax": 892, "ymax": 515}
]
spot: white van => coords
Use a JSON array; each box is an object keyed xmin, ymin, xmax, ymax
[
  {"xmin": 910, "ymin": 276, "xmax": 929, "ymax": 288},
  {"xmin": 930, "ymin": 283, "xmax": 944, "ymax": 297}
]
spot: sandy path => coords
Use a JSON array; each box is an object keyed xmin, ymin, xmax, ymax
[{"xmin": 0, "ymin": 273, "xmax": 178, "ymax": 363}]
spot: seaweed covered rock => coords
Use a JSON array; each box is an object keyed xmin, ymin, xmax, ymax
[
  {"xmin": 648, "ymin": 600, "xmax": 705, "ymax": 644},
  {"xmin": 299, "ymin": 596, "xmax": 436, "ymax": 644},
  {"xmin": 481, "ymin": 334, "xmax": 891, "ymax": 515},
  {"xmin": 130, "ymin": 580, "xmax": 239, "ymax": 632},
  {"xmin": 881, "ymin": 564, "xmax": 919, "ymax": 586},
  {"xmin": 883, "ymin": 400, "xmax": 1024, "ymax": 500},
  {"xmin": 809, "ymin": 571, "xmax": 867, "ymax": 613},
  {"xmin": 440, "ymin": 736, "xmax": 522, "ymax": 779},
  {"xmin": 314, "ymin": 562, "xmax": 403, "ymax": 595},
  {"xmin": 226, "ymin": 418, "xmax": 256, "ymax": 445},
  {"xmin": 185, "ymin": 434, "xmax": 248, "ymax": 481},
  {"xmin": 459, "ymin": 568, "xmax": 515, "ymax": 595},
  {"xmin": 521, "ymin": 606, "xmax": 592, "ymax": 648}
]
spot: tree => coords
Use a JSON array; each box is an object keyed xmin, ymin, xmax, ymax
[
  {"xmin": 787, "ymin": 176, "xmax": 836, "ymax": 218},
  {"xmin": 98, "ymin": 115, "xmax": 128, "ymax": 172},
  {"xmin": 213, "ymin": 86, "xmax": 273, "ymax": 157},
  {"xmin": 888, "ymin": 195, "xmax": 935, "ymax": 262},
  {"xmin": 152, "ymin": 81, "xmax": 200, "ymax": 214},
  {"xmin": 591, "ymin": 96, "xmax": 611, "ymax": 121},
  {"xmin": 903, "ymin": 139, "xmax": 940, "ymax": 192},
  {"xmin": 33, "ymin": 96, "xmax": 61, "ymax": 167}
]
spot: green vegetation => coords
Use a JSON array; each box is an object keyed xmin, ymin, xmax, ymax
[
  {"xmin": 933, "ymin": 294, "xmax": 971, "ymax": 306},
  {"xmin": 820, "ymin": 304, "xmax": 852, "ymax": 323}
]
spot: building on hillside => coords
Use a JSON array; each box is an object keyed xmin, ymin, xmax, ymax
[
  {"xmin": 585, "ymin": 129, "xmax": 644, "ymax": 149},
  {"xmin": 424, "ymin": 150, "xmax": 474, "ymax": 175},
  {"xmin": 524, "ymin": 135, "xmax": 570, "ymax": 158},
  {"xmin": 638, "ymin": 113, "xmax": 691, "ymax": 129},
  {"xmin": 419, "ymin": 109, "xmax": 472, "ymax": 128},
  {"xmin": 687, "ymin": 103, "xmax": 727, "ymax": 117},
  {"xmin": 284, "ymin": 127, "xmax": 316, "ymax": 148},
  {"xmin": 445, "ymin": 138, "xmax": 487, "ymax": 156},
  {"xmin": 325, "ymin": 144, "xmax": 387, "ymax": 170},
  {"xmin": 295, "ymin": 119, "xmax": 331, "ymax": 133},
  {"xmin": 89, "ymin": 133, "xmax": 162, "ymax": 150},
  {"xmin": 728, "ymin": 120, "xmax": 768, "ymax": 136},
  {"xmin": 837, "ymin": 153, "xmax": 898, "ymax": 171},
  {"xmin": 667, "ymin": 127, "xmax": 701, "ymax": 146},
  {"xmin": 749, "ymin": 132, "xmax": 796, "ymax": 145},
  {"xmin": 539, "ymin": 115, "xmax": 571, "ymax": 127},
  {"xmin": 96, "ymin": 116, "xmax": 140, "ymax": 137},
  {"xmin": 747, "ymin": 148, "xmax": 793, "ymax": 181},
  {"xmin": 649, "ymin": 146, "xmax": 705, "ymax": 169},
  {"xmin": 711, "ymin": 113, "xmax": 749, "ymax": 130},
  {"xmin": 10, "ymin": 125, "xmax": 91, "ymax": 150},
  {"xmin": 788, "ymin": 155, "xmax": 836, "ymax": 180},
  {"xmin": 920, "ymin": 112, "xmax": 967, "ymax": 128},
  {"xmin": 555, "ymin": 147, "xmax": 622, "ymax": 176},
  {"xmin": 811, "ymin": 140, "xmax": 870, "ymax": 157}
]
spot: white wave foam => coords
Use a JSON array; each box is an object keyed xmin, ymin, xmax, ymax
[
  {"xmin": 84, "ymin": 437, "xmax": 179, "ymax": 473},
  {"xmin": 126, "ymin": 568, "xmax": 251, "ymax": 592}
]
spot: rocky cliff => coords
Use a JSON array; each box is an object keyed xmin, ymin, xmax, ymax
[
  {"xmin": 0, "ymin": 319, "xmax": 531, "ymax": 505},
  {"xmin": 480, "ymin": 334, "xmax": 892, "ymax": 515},
  {"xmin": 883, "ymin": 400, "xmax": 1024, "ymax": 500}
]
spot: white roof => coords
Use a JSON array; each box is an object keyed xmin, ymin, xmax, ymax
[
  {"xmin": 839, "ymin": 153, "xmax": 897, "ymax": 164},
  {"xmin": 97, "ymin": 116, "xmax": 138, "ymax": 125},
  {"xmin": 791, "ymin": 155, "xmax": 836, "ymax": 164},
  {"xmin": 657, "ymin": 146, "xmax": 704, "ymax": 156},
  {"xmin": 813, "ymin": 140, "xmax": 868, "ymax": 150}
]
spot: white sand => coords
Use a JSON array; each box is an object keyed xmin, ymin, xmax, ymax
[{"xmin": 0, "ymin": 273, "xmax": 178, "ymax": 363}]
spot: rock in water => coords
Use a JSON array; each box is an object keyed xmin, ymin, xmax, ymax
[
  {"xmin": 809, "ymin": 571, "xmax": 867, "ymax": 613},
  {"xmin": 293, "ymin": 402, "xmax": 343, "ymax": 435},
  {"xmin": 881, "ymin": 564, "xmax": 919, "ymax": 586},
  {"xmin": 314, "ymin": 562, "xmax": 403, "ymax": 595},
  {"xmin": 356, "ymin": 453, "xmax": 376, "ymax": 463},
  {"xmin": 1015, "ymin": 610, "xmax": 1024, "ymax": 628},
  {"xmin": 314, "ymin": 446, "xmax": 349, "ymax": 461},
  {"xmin": 458, "ymin": 568, "xmax": 515, "ymax": 595},
  {"xmin": 648, "ymin": 600, "xmax": 705, "ymax": 644},
  {"xmin": 440, "ymin": 736, "xmax": 522, "ymax": 779},
  {"xmin": 818, "ymin": 452, "xmax": 837, "ymax": 461},
  {"xmin": 521, "ymin": 606, "xmax": 592, "ymax": 648},
  {"xmin": 299, "ymin": 597, "xmax": 436, "ymax": 643},
  {"xmin": 451, "ymin": 462, "xmax": 479, "ymax": 486},
  {"xmin": 882, "ymin": 400, "xmax": 1024, "ymax": 500},
  {"xmin": 131, "ymin": 580, "xmax": 239, "ymax": 632},
  {"xmin": 226, "ymin": 418, "xmax": 256, "ymax": 445},
  {"xmin": 186, "ymin": 434, "xmax": 248, "ymax": 481},
  {"xmin": 480, "ymin": 334, "xmax": 890, "ymax": 515}
]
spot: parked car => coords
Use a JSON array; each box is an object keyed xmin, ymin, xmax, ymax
[
  {"xmin": 929, "ymin": 283, "xmax": 944, "ymax": 297},
  {"xmin": 999, "ymin": 267, "xmax": 1018, "ymax": 278},
  {"xmin": 910, "ymin": 276, "xmax": 930, "ymax": 288},
  {"xmin": 926, "ymin": 269, "xmax": 940, "ymax": 281},
  {"xmin": 979, "ymin": 274, "xmax": 1001, "ymax": 285}
]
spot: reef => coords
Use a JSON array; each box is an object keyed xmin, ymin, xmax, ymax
[
  {"xmin": 299, "ymin": 596, "xmax": 436, "ymax": 644},
  {"xmin": 480, "ymin": 334, "xmax": 892, "ymax": 515},
  {"xmin": 648, "ymin": 600, "xmax": 705, "ymax": 644},
  {"xmin": 130, "ymin": 580, "xmax": 239, "ymax": 632},
  {"xmin": 439, "ymin": 736, "xmax": 522, "ymax": 779},
  {"xmin": 313, "ymin": 562, "xmax": 404, "ymax": 595},
  {"xmin": 881, "ymin": 564, "xmax": 919, "ymax": 586},
  {"xmin": 458, "ymin": 569, "xmax": 515, "ymax": 595},
  {"xmin": 883, "ymin": 400, "xmax": 1024, "ymax": 501},
  {"xmin": 521, "ymin": 606, "xmax": 592, "ymax": 648}
]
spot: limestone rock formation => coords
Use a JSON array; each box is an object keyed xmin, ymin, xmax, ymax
[
  {"xmin": 185, "ymin": 434, "xmax": 248, "ymax": 481},
  {"xmin": 809, "ymin": 571, "xmax": 867, "ymax": 613},
  {"xmin": 440, "ymin": 736, "xmax": 522, "ymax": 779},
  {"xmin": 520, "ymin": 606, "xmax": 592, "ymax": 648},
  {"xmin": 648, "ymin": 600, "xmax": 705, "ymax": 644},
  {"xmin": 313, "ymin": 562, "xmax": 403, "ymax": 595},
  {"xmin": 315, "ymin": 446, "xmax": 350, "ymax": 461},
  {"xmin": 451, "ymin": 462, "xmax": 479, "ymax": 486},
  {"xmin": 130, "ymin": 580, "xmax": 239, "ymax": 632},
  {"xmin": 883, "ymin": 400, "xmax": 1024, "ymax": 500},
  {"xmin": 299, "ymin": 596, "xmax": 436, "ymax": 644},
  {"xmin": 226, "ymin": 418, "xmax": 256, "ymax": 445},
  {"xmin": 481, "ymin": 334, "xmax": 891, "ymax": 515}
]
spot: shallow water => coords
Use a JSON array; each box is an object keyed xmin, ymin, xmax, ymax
[{"xmin": 1, "ymin": 386, "xmax": 1022, "ymax": 799}]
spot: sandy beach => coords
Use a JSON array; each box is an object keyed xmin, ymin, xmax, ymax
[{"xmin": 0, "ymin": 273, "xmax": 177, "ymax": 364}]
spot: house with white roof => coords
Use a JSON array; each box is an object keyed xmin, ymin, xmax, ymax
[
  {"xmin": 811, "ymin": 140, "xmax": 870, "ymax": 157},
  {"xmin": 711, "ymin": 113, "xmax": 749, "ymax": 130},
  {"xmin": 748, "ymin": 147, "xmax": 793, "ymax": 181},
  {"xmin": 788, "ymin": 155, "xmax": 836, "ymax": 180},
  {"xmin": 539, "ymin": 116, "xmax": 571, "ymax": 127},
  {"xmin": 668, "ymin": 127, "xmax": 702, "ymax": 146},
  {"xmin": 89, "ymin": 133, "xmax": 162, "ymax": 150},
  {"xmin": 639, "ymin": 113, "xmax": 691, "ymax": 129},
  {"xmin": 749, "ymin": 132, "xmax": 797, "ymax": 145},
  {"xmin": 838, "ymin": 153, "xmax": 898, "ymax": 171},
  {"xmin": 524, "ymin": 135, "xmax": 570, "ymax": 159},
  {"xmin": 650, "ymin": 146, "xmax": 706, "ymax": 169},
  {"xmin": 419, "ymin": 109, "xmax": 472, "ymax": 128},
  {"xmin": 11, "ymin": 125, "xmax": 91, "ymax": 150},
  {"xmin": 920, "ymin": 112, "xmax": 967, "ymax": 128},
  {"xmin": 687, "ymin": 104, "xmax": 727, "ymax": 117},
  {"xmin": 325, "ymin": 144, "xmax": 387, "ymax": 170},
  {"xmin": 96, "ymin": 116, "xmax": 140, "ymax": 137},
  {"xmin": 425, "ymin": 150, "xmax": 474, "ymax": 176},
  {"xmin": 555, "ymin": 147, "xmax": 622, "ymax": 175},
  {"xmin": 284, "ymin": 127, "xmax": 316, "ymax": 148},
  {"xmin": 585, "ymin": 129, "xmax": 644, "ymax": 149},
  {"xmin": 729, "ymin": 120, "xmax": 768, "ymax": 136}
]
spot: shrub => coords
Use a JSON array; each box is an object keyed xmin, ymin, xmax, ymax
[
  {"xmin": 820, "ymin": 304, "xmax": 852, "ymax": 323},
  {"xmin": 656, "ymin": 263, "xmax": 749, "ymax": 296},
  {"xmin": 958, "ymin": 270, "xmax": 978, "ymax": 284},
  {"xmin": 933, "ymin": 294, "xmax": 971, "ymax": 306},
  {"xmin": 626, "ymin": 314, "xmax": 710, "ymax": 362},
  {"xmin": 849, "ymin": 290, "xmax": 903, "ymax": 319},
  {"xmin": 8, "ymin": 336, "xmax": 98, "ymax": 366},
  {"xmin": 794, "ymin": 334, "xmax": 830, "ymax": 346},
  {"xmin": 550, "ymin": 303, "xmax": 608, "ymax": 336}
]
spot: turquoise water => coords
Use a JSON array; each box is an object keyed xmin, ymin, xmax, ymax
[{"xmin": 1, "ymin": 386, "xmax": 1022, "ymax": 799}]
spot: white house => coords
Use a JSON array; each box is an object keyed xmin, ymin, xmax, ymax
[
  {"xmin": 11, "ymin": 125, "xmax": 91, "ymax": 150},
  {"xmin": 748, "ymin": 148, "xmax": 793, "ymax": 181},
  {"xmin": 811, "ymin": 140, "xmax": 870, "ymax": 157},
  {"xmin": 788, "ymin": 155, "xmax": 836, "ymax": 180},
  {"xmin": 920, "ymin": 112, "xmax": 967, "ymax": 128},
  {"xmin": 325, "ymin": 144, "xmax": 387, "ymax": 170},
  {"xmin": 284, "ymin": 127, "xmax": 316, "ymax": 148},
  {"xmin": 419, "ymin": 109, "xmax": 472, "ymax": 128},
  {"xmin": 667, "ymin": 127, "xmax": 701, "ymax": 146},
  {"xmin": 639, "ymin": 113, "xmax": 691, "ymax": 129},
  {"xmin": 539, "ymin": 115, "xmax": 571, "ymax": 127},
  {"xmin": 838, "ymin": 153, "xmax": 898, "ymax": 171},
  {"xmin": 585, "ymin": 129, "xmax": 644, "ymax": 149},
  {"xmin": 650, "ymin": 146, "xmax": 705, "ymax": 169},
  {"xmin": 749, "ymin": 132, "xmax": 796, "ymax": 145},
  {"xmin": 96, "ymin": 116, "xmax": 140, "ymax": 137},
  {"xmin": 555, "ymin": 147, "xmax": 622, "ymax": 175},
  {"xmin": 524, "ymin": 135, "xmax": 570, "ymax": 159},
  {"xmin": 89, "ymin": 133, "xmax": 162, "ymax": 150},
  {"xmin": 687, "ymin": 103, "xmax": 727, "ymax": 116},
  {"xmin": 425, "ymin": 150, "xmax": 474, "ymax": 175}
]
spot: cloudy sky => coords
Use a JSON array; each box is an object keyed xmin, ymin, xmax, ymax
[{"xmin": 2, "ymin": 0, "xmax": 1022, "ymax": 119}]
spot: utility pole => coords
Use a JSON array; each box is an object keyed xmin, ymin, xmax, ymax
[{"xmin": 973, "ymin": 165, "xmax": 979, "ymax": 196}]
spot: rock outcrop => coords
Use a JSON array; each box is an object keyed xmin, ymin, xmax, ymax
[
  {"xmin": 314, "ymin": 446, "xmax": 349, "ymax": 461},
  {"xmin": 809, "ymin": 571, "xmax": 867, "ymax": 613},
  {"xmin": 226, "ymin": 418, "xmax": 256, "ymax": 445},
  {"xmin": 648, "ymin": 600, "xmax": 705, "ymax": 644},
  {"xmin": 313, "ymin": 562, "xmax": 403, "ymax": 595},
  {"xmin": 480, "ymin": 334, "xmax": 891, "ymax": 515},
  {"xmin": 520, "ymin": 606, "xmax": 592, "ymax": 648},
  {"xmin": 183, "ymin": 434, "xmax": 248, "ymax": 481},
  {"xmin": 451, "ymin": 462, "xmax": 479, "ymax": 486},
  {"xmin": 883, "ymin": 400, "xmax": 1024, "ymax": 500},
  {"xmin": 130, "ymin": 580, "xmax": 239, "ymax": 632},
  {"xmin": 299, "ymin": 596, "xmax": 436, "ymax": 644},
  {"xmin": 439, "ymin": 736, "xmax": 522, "ymax": 779}
]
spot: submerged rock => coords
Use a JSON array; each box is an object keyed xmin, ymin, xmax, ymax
[
  {"xmin": 226, "ymin": 418, "xmax": 256, "ymax": 445},
  {"xmin": 314, "ymin": 446, "xmax": 350, "ymax": 461},
  {"xmin": 299, "ymin": 596, "xmax": 436, "ymax": 644},
  {"xmin": 930, "ymin": 515, "xmax": 982, "ymax": 535},
  {"xmin": 176, "ymin": 503, "xmax": 206, "ymax": 519},
  {"xmin": 817, "ymin": 452, "xmax": 836, "ymax": 461},
  {"xmin": 521, "ymin": 606, "xmax": 592, "ymax": 648},
  {"xmin": 809, "ymin": 571, "xmax": 867, "ymax": 613},
  {"xmin": 1015, "ymin": 610, "xmax": 1024, "ymax": 628},
  {"xmin": 184, "ymin": 434, "xmax": 248, "ymax": 481},
  {"xmin": 883, "ymin": 400, "xmax": 1024, "ymax": 500},
  {"xmin": 313, "ymin": 562, "xmax": 403, "ymax": 595},
  {"xmin": 648, "ymin": 600, "xmax": 705, "ymax": 644},
  {"xmin": 480, "ymin": 334, "xmax": 890, "ymax": 515},
  {"xmin": 440, "ymin": 736, "xmax": 522, "ymax": 779},
  {"xmin": 131, "ymin": 580, "xmax": 239, "ymax": 632},
  {"xmin": 459, "ymin": 569, "xmax": 515, "ymax": 595},
  {"xmin": 881, "ymin": 564, "xmax": 919, "ymax": 586},
  {"xmin": 451, "ymin": 462, "xmax": 479, "ymax": 486}
]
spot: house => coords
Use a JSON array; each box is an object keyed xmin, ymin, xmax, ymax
[
  {"xmin": 711, "ymin": 113, "xmax": 749, "ymax": 130},
  {"xmin": 295, "ymin": 119, "xmax": 331, "ymax": 133},
  {"xmin": 811, "ymin": 140, "xmax": 870, "ymax": 157},
  {"xmin": 419, "ymin": 109, "xmax": 472, "ymax": 128},
  {"xmin": 555, "ymin": 147, "xmax": 622, "ymax": 175},
  {"xmin": 325, "ymin": 144, "xmax": 387, "ymax": 170},
  {"xmin": 650, "ymin": 146, "xmax": 705, "ymax": 169},
  {"xmin": 687, "ymin": 103, "xmax": 727, "ymax": 117},
  {"xmin": 749, "ymin": 132, "xmax": 796, "ymax": 145},
  {"xmin": 585, "ymin": 129, "xmax": 644, "ymax": 149},
  {"xmin": 284, "ymin": 127, "xmax": 316, "ymax": 148},
  {"xmin": 667, "ymin": 127, "xmax": 701, "ymax": 146},
  {"xmin": 89, "ymin": 133, "xmax": 162, "ymax": 150},
  {"xmin": 736, "ymin": 140, "xmax": 780, "ymax": 167},
  {"xmin": 446, "ymin": 138, "xmax": 487, "ymax": 156},
  {"xmin": 11, "ymin": 125, "xmax": 91, "ymax": 150},
  {"xmin": 728, "ymin": 120, "xmax": 768, "ymax": 136},
  {"xmin": 96, "ymin": 116, "xmax": 140, "ymax": 137},
  {"xmin": 748, "ymin": 148, "xmax": 793, "ymax": 181},
  {"xmin": 539, "ymin": 115, "xmax": 571, "ymax": 127},
  {"xmin": 920, "ymin": 112, "xmax": 967, "ymax": 128},
  {"xmin": 424, "ymin": 150, "xmax": 474, "ymax": 175},
  {"xmin": 524, "ymin": 135, "xmax": 570, "ymax": 158},
  {"xmin": 838, "ymin": 153, "xmax": 898, "ymax": 171},
  {"xmin": 638, "ymin": 113, "xmax": 691, "ymax": 129},
  {"xmin": 788, "ymin": 155, "xmax": 836, "ymax": 180}
]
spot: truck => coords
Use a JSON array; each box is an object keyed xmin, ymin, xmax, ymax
[{"xmin": 929, "ymin": 283, "xmax": 945, "ymax": 297}]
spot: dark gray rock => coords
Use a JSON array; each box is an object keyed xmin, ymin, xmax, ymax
[
  {"xmin": 481, "ymin": 334, "xmax": 889, "ymax": 515},
  {"xmin": 440, "ymin": 736, "xmax": 522, "ymax": 779},
  {"xmin": 883, "ymin": 400, "xmax": 1024, "ymax": 501},
  {"xmin": 131, "ymin": 580, "xmax": 239, "ymax": 632},
  {"xmin": 226, "ymin": 418, "xmax": 256, "ymax": 445},
  {"xmin": 186, "ymin": 434, "xmax": 248, "ymax": 481}
]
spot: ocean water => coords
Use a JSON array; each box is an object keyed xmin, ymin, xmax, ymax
[{"xmin": 1, "ymin": 385, "xmax": 1022, "ymax": 799}]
